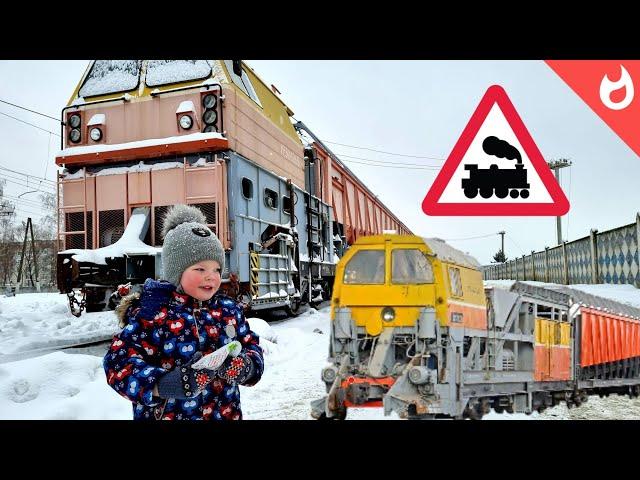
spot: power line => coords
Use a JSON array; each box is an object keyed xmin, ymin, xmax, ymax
[
  {"xmin": 1, "ymin": 194, "xmax": 46, "ymax": 208},
  {"xmin": 324, "ymin": 139, "xmax": 445, "ymax": 160},
  {"xmin": 334, "ymin": 152, "xmax": 442, "ymax": 168},
  {"xmin": 338, "ymin": 156, "xmax": 441, "ymax": 170},
  {"xmin": 1, "ymin": 172, "xmax": 56, "ymax": 190},
  {"xmin": 0, "ymin": 165, "xmax": 57, "ymax": 185},
  {"xmin": 0, "ymin": 177, "xmax": 56, "ymax": 194},
  {"xmin": 0, "ymin": 110, "xmax": 61, "ymax": 137},
  {"xmin": 506, "ymin": 234, "xmax": 526, "ymax": 256},
  {"xmin": 443, "ymin": 232, "xmax": 499, "ymax": 241},
  {"xmin": 0, "ymin": 99, "xmax": 60, "ymax": 122}
]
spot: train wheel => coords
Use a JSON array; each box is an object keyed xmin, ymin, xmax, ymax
[
  {"xmin": 464, "ymin": 188, "xmax": 478, "ymax": 199},
  {"xmin": 285, "ymin": 298, "xmax": 302, "ymax": 317},
  {"xmin": 480, "ymin": 187, "xmax": 493, "ymax": 199},
  {"xmin": 520, "ymin": 189, "xmax": 530, "ymax": 199},
  {"xmin": 495, "ymin": 187, "xmax": 508, "ymax": 199},
  {"xmin": 509, "ymin": 189, "xmax": 520, "ymax": 198}
]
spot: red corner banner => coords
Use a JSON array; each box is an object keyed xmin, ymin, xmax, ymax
[{"xmin": 546, "ymin": 60, "xmax": 640, "ymax": 157}]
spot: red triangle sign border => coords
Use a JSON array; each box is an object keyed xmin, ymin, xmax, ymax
[{"xmin": 422, "ymin": 85, "xmax": 570, "ymax": 216}]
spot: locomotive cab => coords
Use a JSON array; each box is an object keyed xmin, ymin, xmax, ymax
[{"xmin": 312, "ymin": 234, "xmax": 487, "ymax": 419}]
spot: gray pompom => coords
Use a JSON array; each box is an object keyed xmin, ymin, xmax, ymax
[{"xmin": 161, "ymin": 204, "xmax": 207, "ymax": 239}]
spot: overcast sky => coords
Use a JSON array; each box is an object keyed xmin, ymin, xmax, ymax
[{"xmin": 1, "ymin": 60, "xmax": 638, "ymax": 264}]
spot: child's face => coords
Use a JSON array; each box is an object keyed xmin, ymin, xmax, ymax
[{"xmin": 179, "ymin": 260, "xmax": 222, "ymax": 301}]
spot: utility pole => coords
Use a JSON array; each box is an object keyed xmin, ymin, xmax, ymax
[
  {"xmin": 547, "ymin": 158, "xmax": 572, "ymax": 244},
  {"xmin": 498, "ymin": 230, "xmax": 505, "ymax": 259},
  {"xmin": 16, "ymin": 217, "xmax": 39, "ymax": 293}
]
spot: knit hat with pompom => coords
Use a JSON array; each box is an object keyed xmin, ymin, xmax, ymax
[{"xmin": 161, "ymin": 204, "xmax": 225, "ymax": 287}]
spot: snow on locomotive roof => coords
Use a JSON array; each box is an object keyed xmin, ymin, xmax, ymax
[
  {"xmin": 145, "ymin": 60, "xmax": 212, "ymax": 87},
  {"xmin": 58, "ymin": 131, "xmax": 225, "ymax": 157},
  {"xmin": 423, "ymin": 237, "xmax": 481, "ymax": 269},
  {"xmin": 78, "ymin": 60, "xmax": 141, "ymax": 98}
]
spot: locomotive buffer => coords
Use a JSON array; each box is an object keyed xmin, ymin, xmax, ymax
[{"xmin": 462, "ymin": 136, "xmax": 530, "ymax": 200}]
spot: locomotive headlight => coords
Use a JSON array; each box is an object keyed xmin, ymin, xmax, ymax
[
  {"xmin": 202, "ymin": 109, "xmax": 217, "ymax": 125},
  {"xmin": 381, "ymin": 306, "xmax": 395, "ymax": 322},
  {"xmin": 68, "ymin": 114, "xmax": 81, "ymax": 128},
  {"xmin": 203, "ymin": 125, "xmax": 218, "ymax": 133},
  {"xmin": 69, "ymin": 128, "xmax": 81, "ymax": 143},
  {"xmin": 202, "ymin": 94, "xmax": 217, "ymax": 109},
  {"xmin": 179, "ymin": 114, "xmax": 193, "ymax": 130},
  {"xmin": 321, "ymin": 365, "xmax": 338, "ymax": 383},
  {"xmin": 90, "ymin": 127, "xmax": 102, "ymax": 141}
]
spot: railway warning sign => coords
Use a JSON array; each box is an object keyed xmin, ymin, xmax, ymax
[{"xmin": 422, "ymin": 85, "xmax": 569, "ymax": 216}]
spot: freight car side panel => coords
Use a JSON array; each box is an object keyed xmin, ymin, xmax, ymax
[
  {"xmin": 580, "ymin": 308, "xmax": 640, "ymax": 367},
  {"xmin": 534, "ymin": 318, "xmax": 572, "ymax": 381}
]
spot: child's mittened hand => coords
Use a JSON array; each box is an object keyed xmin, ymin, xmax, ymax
[
  {"xmin": 216, "ymin": 352, "xmax": 255, "ymax": 385},
  {"xmin": 156, "ymin": 352, "xmax": 215, "ymax": 400}
]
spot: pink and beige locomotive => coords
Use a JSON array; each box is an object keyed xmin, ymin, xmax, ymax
[{"xmin": 54, "ymin": 60, "xmax": 410, "ymax": 315}]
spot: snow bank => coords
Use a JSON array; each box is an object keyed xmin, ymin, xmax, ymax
[
  {"xmin": 0, "ymin": 351, "xmax": 129, "ymax": 419},
  {"xmin": 0, "ymin": 292, "xmax": 119, "ymax": 358}
]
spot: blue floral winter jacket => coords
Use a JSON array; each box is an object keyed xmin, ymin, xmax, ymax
[{"xmin": 103, "ymin": 279, "xmax": 264, "ymax": 420}]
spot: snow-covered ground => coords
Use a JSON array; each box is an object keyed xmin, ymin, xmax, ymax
[
  {"xmin": 0, "ymin": 293, "xmax": 119, "ymax": 360},
  {"xmin": 2, "ymin": 283, "xmax": 640, "ymax": 420}
]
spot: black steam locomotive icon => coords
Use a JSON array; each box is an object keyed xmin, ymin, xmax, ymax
[{"xmin": 462, "ymin": 136, "xmax": 530, "ymax": 199}]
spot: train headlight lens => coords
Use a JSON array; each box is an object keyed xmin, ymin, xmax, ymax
[
  {"xmin": 203, "ymin": 125, "xmax": 218, "ymax": 133},
  {"xmin": 90, "ymin": 127, "xmax": 102, "ymax": 141},
  {"xmin": 69, "ymin": 128, "xmax": 81, "ymax": 143},
  {"xmin": 179, "ymin": 114, "xmax": 193, "ymax": 130},
  {"xmin": 68, "ymin": 114, "xmax": 81, "ymax": 128},
  {"xmin": 202, "ymin": 94, "xmax": 217, "ymax": 109},
  {"xmin": 381, "ymin": 307, "xmax": 395, "ymax": 322},
  {"xmin": 203, "ymin": 109, "xmax": 217, "ymax": 125}
]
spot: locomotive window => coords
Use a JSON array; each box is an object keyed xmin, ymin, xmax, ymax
[
  {"xmin": 79, "ymin": 60, "xmax": 141, "ymax": 97},
  {"xmin": 448, "ymin": 267, "xmax": 463, "ymax": 297},
  {"xmin": 391, "ymin": 249, "xmax": 434, "ymax": 284},
  {"xmin": 242, "ymin": 178, "xmax": 253, "ymax": 200},
  {"xmin": 145, "ymin": 60, "xmax": 212, "ymax": 87},
  {"xmin": 264, "ymin": 188, "xmax": 278, "ymax": 209},
  {"xmin": 224, "ymin": 60, "xmax": 263, "ymax": 107},
  {"xmin": 343, "ymin": 250, "xmax": 385, "ymax": 285},
  {"xmin": 283, "ymin": 196, "xmax": 291, "ymax": 215}
]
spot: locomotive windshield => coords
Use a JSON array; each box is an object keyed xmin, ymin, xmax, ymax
[
  {"xmin": 79, "ymin": 60, "xmax": 142, "ymax": 97},
  {"xmin": 391, "ymin": 249, "xmax": 434, "ymax": 284},
  {"xmin": 343, "ymin": 250, "xmax": 385, "ymax": 284},
  {"xmin": 145, "ymin": 60, "xmax": 212, "ymax": 87}
]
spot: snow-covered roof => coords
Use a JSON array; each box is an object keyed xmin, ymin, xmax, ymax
[
  {"xmin": 485, "ymin": 280, "xmax": 640, "ymax": 319},
  {"xmin": 423, "ymin": 237, "xmax": 480, "ymax": 269}
]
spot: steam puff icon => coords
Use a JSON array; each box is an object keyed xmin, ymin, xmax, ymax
[{"xmin": 600, "ymin": 64, "xmax": 634, "ymax": 110}]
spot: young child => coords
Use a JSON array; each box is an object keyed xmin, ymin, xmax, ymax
[{"xmin": 103, "ymin": 204, "xmax": 264, "ymax": 420}]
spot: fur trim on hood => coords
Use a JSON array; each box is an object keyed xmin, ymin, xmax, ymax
[{"xmin": 116, "ymin": 291, "xmax": 141, "ymax": 328}]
